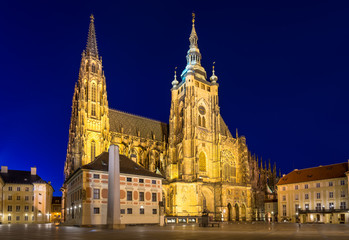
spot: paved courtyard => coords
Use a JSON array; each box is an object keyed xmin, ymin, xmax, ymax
[{"xmin": 1, "ymin": 223, "xmax": 349, "ymax": 240}]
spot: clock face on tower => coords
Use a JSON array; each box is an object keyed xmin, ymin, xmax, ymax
[{"xmin": 198, "ymin": 106, "xmax": 206, "ymax": 115}]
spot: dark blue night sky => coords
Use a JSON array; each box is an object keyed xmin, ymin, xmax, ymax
[{"xmin": 1, "ymin": 1, "xmax": 349, "ymax": 196}]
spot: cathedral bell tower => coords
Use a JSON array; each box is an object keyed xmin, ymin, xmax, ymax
[
  {"xmin": 168, "ymin": 14, "xmax": 221, "ymax": 182},
  {"xmin": 64, "ymin": 15, "xmax": 110, "ymax": 178}
]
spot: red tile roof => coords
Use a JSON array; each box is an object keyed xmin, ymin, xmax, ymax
[{"xmin": 277, "ymin": 162, "xmax": 348, "ymax": 185}]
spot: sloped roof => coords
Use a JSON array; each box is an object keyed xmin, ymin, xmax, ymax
[
  {"xmin": 109, "ymin": 109, "xmax": 168, "ymax": 142},
  {"xmin": 220, "ymin": 116, "xmax": 233, "ymax": 137},
  {"xmin": 277, "ymin": 162, "xmax": 348, "ymax": 185},
  {"xmin": 82, "ymin": 152, "xmax": 164, "ymax": 179},
  {"xmin": 0, "ymin": 170, "xmax": 47, "ymax": 185}
]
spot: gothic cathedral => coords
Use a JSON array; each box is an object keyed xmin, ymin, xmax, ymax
[{"xmin": 64, "ymin": 15, "xmax": 278, "ymax": 221}]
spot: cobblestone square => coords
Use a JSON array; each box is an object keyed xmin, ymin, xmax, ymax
[{"xmin": 1, "ymin": 223, "xmax": 349, "ymax": 240}]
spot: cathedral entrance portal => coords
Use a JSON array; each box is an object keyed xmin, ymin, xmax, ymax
[
  {"xmin": 227, "ymin": 203, "xmax": 232, "ymax": 221},
  {"xmin": 234, "ymin": 204, "xmax": 239, "ymax": 221}
]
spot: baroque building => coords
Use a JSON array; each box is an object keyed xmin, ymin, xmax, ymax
[{"xmin": 63, "ymin": 14, "xmax": 278, "ymax": 222}]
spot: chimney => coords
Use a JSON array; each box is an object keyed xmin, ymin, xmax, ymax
[
  {"xmin": 31, "ymin": 167, "xmax": 37, "ymax": 175},
  {"xmin": 1, "ymin": 166, "xmax": 8, "ymax": 173}
]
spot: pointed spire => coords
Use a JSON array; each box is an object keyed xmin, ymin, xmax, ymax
[
  {"xmin": 236, "ymin": 128, "xmax": 239, "ymax": 138},
  {"xmin": 189, "ymin": 13, "xmax": 198, "ymax": 47},
  {"xmin": 86, "ymin": 14, "xmax": 99, "ymax": 58},
  {"xmin": 172, "ymin": 67, "xmax": 179, "ymax": 88},
  {"xmin": 210, "ymin": 62, "xmax": 218, "ymax": 83}
]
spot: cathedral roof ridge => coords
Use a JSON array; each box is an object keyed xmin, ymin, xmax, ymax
[{"xmin": 109, "ymin": 107, "xmax": 168, "ymax": 125}]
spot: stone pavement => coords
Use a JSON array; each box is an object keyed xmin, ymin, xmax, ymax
[{"xmin": 1, "ymin": 222, "xmax": 349, "ymax": 240}]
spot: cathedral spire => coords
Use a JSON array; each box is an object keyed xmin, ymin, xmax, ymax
[
  {"xmin": 189, "ymin": 13, "xmax": 198, "ymax": 48},
  {"xmin": 181, "ymin": 13, "xmax": 206, "ymax": 81},
  {"xmin": 86, "ymin": 14, "xmax": 99, "ymax": 58}
]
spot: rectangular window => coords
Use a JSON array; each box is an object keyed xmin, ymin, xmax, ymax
[
  {"xmin": 153, "ymin": 209, "xmax": 157, "ymax": 214},
  {"xmin": 24, "ymin": 216, "xmax": 28, "ymax": 221},
  {"xmin": 195, "ymin": 81, "xmax": 199, "ymax": 87},
  {"xmin": 295, "ymin": 194, "xmax": 299, "ymax": 200},
  {"xmin": 305, "ymin": 193, "xmax": 309, "ymax": 200},
  {"xmin": 93, "ymin": 189, "xmax": 100, "ymax": 199},
  {"xmin": 341, "ymin": 191, "xmax": 345, "ymax": 198},
  {"xmin": 139, "ymin": 179, "xmax": 144, "ymax": 183},
  {"xmin": 93, "ymin": 207, "xmax": 100, "ymax": 214},
  {"xmin": 282, "ymin": 195, "xmax": 286, "ymax": 201},
  {"xmin": 25, "ymin": 196, "xmax": 29, "ymax": 201},
  {"xmin": 8, "ymin": 187, "xmax": 12, "ymax": 191},
  {"xmin": 329, "ymin": 192, "xmax": 334, "ymax": 198},
  {"xmin": 340, "ymin": 180, "xmax": 345, "ymax": 185},
  {"xmin": 305, "ymin": 184, "xmax": 308, "ymax": 189},
  {"xmin": 316, "ymin": 183, "xmax": 320, "ymax": 188},
  {"xmin": 8, "ymin": 216, "xmax": 12, "ymax": 221},
  {"xmin": 207, "ymin": 87, "xmax": 210, "ymax": 92},
  {"xmin": 16, "ymin": 206, "xmax": 20, "ymax": 212},
  {"xmin": 295, "ymin": 185, "xmax": 298, "ymax": 190},
  {"xmin": 8, "ymin": 195, "xmax": 12, "ymax": 200},
  {"xmin": 16, "ymin": 216, "xmax": 20, "ymax": 221},
  {"xmin": 32, "ymin": 206, "xmax": 34, "ymax": 212},
  {"xmin": 282, "ymin": 205, "xmax": 286, "ymax": 216},
  {"xmin": 25, "ymin": 187, "xmax": 29, "ymax": 191},
  {"xmin": 120, "ymin": 209, "xmax": 125, "ymax": 214},
  {"xmin": 305, "ymin": 204, "xmax": 309, "ymax": 209},
  {"xmin": 139, "ymin": 192, "xmax": 144, "ymax": 201},
  {"xmin": 127, "ymin": 208, "xmax": 132, "ymax": 214},
  {"xmin": 17, "ymin": 187, "xmax": 20, "ymax": 191},
  {"xmin": 17, "ymin": 196, "xmax": 20, "ymax": 201},
  {"xmin": 340, "ymin": 202, "xmax": 346, "ymax": 209},
  {"xmin": 93, "ymin": 174, "xmax": 100, "ymax": 179},
  {"xmin": 8, "ymin": 205, "xmax": 12, "ymax": 212},
  {"xmin": 282, "ymin": 187, "xmax": 285, "ymax": 191},
  {"xmin": 127, "ymin": 191, "xmax": 132, "ymax": 201},
  {"xmin": 127, "ymin": 177, "xmax": 132, "ymax": 182},
  {"xmin": 316, "ymin": 193, "xmax": 321, "ymax": 199},
  {"xmin": 329, "ymin": 182, "xmax": 333, "ymax": 187},
  {"xmin": 329, "ymin": 202, "xmax": 334, "ymax": 210},
  {"xmin": 295, "ymin": 204, "xmax": 299, "ymax": 212},
  {"xmin": 316, "ymin": 203, "xmax": 321, "ymax": 211},
  {"xmin": 152, "ymin": 180, "xmax": 156, "ymax": 184},
  {"xmin": 152, "ymin": 193, "xmax": 157, "ymax": 202},
  {"xmin": 201, "ymin": 84, "xmax": 205, "ymax": 89},
  {"xmin": 140, "ymin": 208, "xmax": 145, "ymax": 214},
  {"xmin": 24, "ymin": 206, "xmax": 29, "ymax": 212}
]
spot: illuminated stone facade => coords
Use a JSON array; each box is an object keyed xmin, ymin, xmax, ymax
[
  {"xmin": 277, "ymin": 162, "xmax": 349, "ymax": 224},
  {"xmin": 0, "ymin": 166, "xmax": 53, "ymax": 224},
  {"xmin": 63, "ymin": 15, "xmax": 278, "ymax": 222}
]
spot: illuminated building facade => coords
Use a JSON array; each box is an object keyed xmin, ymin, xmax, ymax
[
  {"xmin": 0, "ymin": 166, "xmax": 53, "ymax": 224},
  {"xmin": 63, "ymin": 15, "xmax": 278, "ymax": 222},
  {"xmin": 277, "ymin": 162, "xmax": 349, "ymax": 223},
  {"xmin": 64, "ymin": 152, "xmax": 163, "ymax": 225}
]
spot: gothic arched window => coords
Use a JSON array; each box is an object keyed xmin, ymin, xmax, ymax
[
  {"xmin": 202, "ymin": 117, "xmax": 206, "ymax": 128},
  {"xmin": 91, "ymin": 84, "xmax": 96, "ymax": 102},
  {"xmin": 199, "ymin": 152, "xmax": 206, "ymax": 172},
  {"xmin": 91, "ymin": 141, "xmax": 96, "ymax": 161},
  {"xmin": 198, "ymin": 116, "xmax": 201, "ymax": 127}
]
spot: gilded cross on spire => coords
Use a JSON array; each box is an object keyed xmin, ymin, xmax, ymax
[
  {"xmin": 90, "ymin": 14, "xmax": 94, "ymax": 22},
  {"xmin": 192, "ymin": 12, "xmax": 195, "ymax": 24}
]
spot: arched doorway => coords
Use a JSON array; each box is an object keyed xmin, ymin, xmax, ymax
[
  {"xmin": 241, "ymin": 204, "xmax": 246, "ymax": 221},
  {"xmin": 234, "ymin": 204, "xmax": 239, "ymax": 221},
  {"xmin": 227, "ymin": 203, "xmax": 232, "ymax": 221}
]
